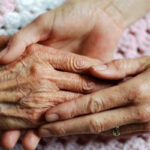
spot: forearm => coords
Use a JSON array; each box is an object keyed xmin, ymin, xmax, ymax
[{"xmin": 104, "ymin": 0, "xmax": 150, "ymax": 29}]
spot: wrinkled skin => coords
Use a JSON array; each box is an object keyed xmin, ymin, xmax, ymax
[
  {"xmin": 42, "ymin": 56, "xmax": 150, "ymax": 138},
  {"xmin": 0, "ymin": 0, "xmax": 123, "ymax": 149},
  {"xmin": 0, "ymin": 43, "xmax": 111, "ymax": 130}
]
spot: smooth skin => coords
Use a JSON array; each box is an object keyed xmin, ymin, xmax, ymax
[{"xmin": 0, "ymin": 0, "xmax": 123, "ymax": 149}]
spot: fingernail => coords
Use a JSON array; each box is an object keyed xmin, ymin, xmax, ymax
[
  {"xmin": 93, "ymin": 65, "xmax": 107, "ymax": 71},
  {"xmin": 40, "ymin": 129, "xmax": 51, "ymax": 137},
  {"xmin": 46, "ymin": 114, "xmax": 59, "ymax": 122},
  {"xmin": 0, "ymin": 47, "xmax": 8, "ymax": 58}
]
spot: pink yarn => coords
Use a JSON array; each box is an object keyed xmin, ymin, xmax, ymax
[
  {"xmin": 0, "ymin": 0, "xmax": 16, "ymax": 26},
  {"xmin": 0, "ymin": 0, "xmax": 16, "ymax": 14}
]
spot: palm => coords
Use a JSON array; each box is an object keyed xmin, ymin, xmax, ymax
[{"xmin": 41, "ymin": 0, "xmax": 122, "ymax": 62}]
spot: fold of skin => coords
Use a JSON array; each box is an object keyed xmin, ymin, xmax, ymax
[
  {"xmin": 0, "ymin": 36, "xmax": 10, "ymax": 51},
  {"xmin": 0, "ymin": 43, "xmax": 111, "ymax": 130}
]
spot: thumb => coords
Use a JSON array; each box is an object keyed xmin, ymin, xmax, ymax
[
  {"xmin": 0, "ymin": 35, "xmax": 10, "ymax": 50},
  {"xmin": 90, "ymin": 56, "xmax": 150, "ymax": 80},
  {"xmin": 0, "ymin": 12, "xmax": 54, "ymax": 64}
]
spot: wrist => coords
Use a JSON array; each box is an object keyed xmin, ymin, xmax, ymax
[{"xmin": 104, "ymin": 0, "xmax": 150, "ymax": 29}]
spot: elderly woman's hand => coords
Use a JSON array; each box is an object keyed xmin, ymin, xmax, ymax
[
  {"xmin": 40, "ymin": 56, "xmax": 150, "ymax": 138},
  {"xmin": 0, "ymin": 43, "xmax": 112, "ymax": 149},
  {"xmin": 0, "ymin": 43, "xmax": 110, "ymax": 129},
  {"xmin": 0, "ymin": 0, "xmax": 123, "ymax": 148}
]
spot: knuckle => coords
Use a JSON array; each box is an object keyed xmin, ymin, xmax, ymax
[
  {"xmin": 59, "ymin": 107, "xmax": 75, "ymax": 120},
  {"xmin": 31, "ymin": 63, "xmax": 43, "ymax": 78},
  {"xmin": 26, "ymin": 44, "xmax": 38, "ymax": 55},
  {"xmin": 89, "ymin": 117, "xmax": 103, "ymax": 133},
  {"xmin": 28, "ymin": 108, "xmax": 45, "ymax": 121},
  {"xmin": 111, "ymin": 59, "xmax": 127, "ymax": 76},
  {"xmin": 130, "ymin": 84, "xmax": 144, "ymax": 100},
  {"xmin": 70, "ymin": 56, "xmax": 88, "ymax": 72},
  {"xmin": 51, "ymin": 125, "xmax": 66, "ymax": 135},
  {"xmin": 136, "ymin": 106, "xmax": 150, "ymax": 122},
  {"xmin": 88, "ymin": 95, "xmax": 102, "ymax": 113},
  {"xmin": 81, "ymin": 78, "xmax": 96, "ymax": 93},
  {"xmin": 112, "ymin": 59, "xmax": 124, "ymax": 70},
  {"xmin": 31, "ymin": 63, "xmax": 50, "ymax": 79}
]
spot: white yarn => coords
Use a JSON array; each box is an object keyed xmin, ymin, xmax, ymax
[{"xmin": 0, "ymin": 0, "xmax": 66, "ymax": 35}]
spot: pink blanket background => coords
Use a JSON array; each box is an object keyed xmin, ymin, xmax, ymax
[{"xmin": 0, "ymin": 0, "xmax": 150, "ymax": 149}]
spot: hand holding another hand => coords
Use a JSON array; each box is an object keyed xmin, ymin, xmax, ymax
[
  {"xmin": 0, "ymin": 0, "xmax": 123, "ymax": 149},
  {"xmin": 0, "ymin": 43, "xmax": 111, "ymax": 129},
  {"xmin": 41, "ymin": 56, "xmax": 150, "ymax": 138},
  {"xmin": 0, "ymin": 42, "xmax": 112, "ymax": 149}
]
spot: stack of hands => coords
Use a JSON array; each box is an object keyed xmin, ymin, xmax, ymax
[{"xmin": 0, "ymin": 0, "xmax": 150, "ymax": 149}]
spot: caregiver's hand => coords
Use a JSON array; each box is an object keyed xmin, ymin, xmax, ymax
[
  {"xmin": 0, "ymin": 0, "xmax": 123, "ymax": 64},
  {"xmin": 40, "ymin": 56, "xmax": 150, "ymax": 138}
]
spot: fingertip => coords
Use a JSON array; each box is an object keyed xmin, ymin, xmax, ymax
[
  {"xmin": 0, "ymin": 46, "xmax": 25, "ymax": 64},
  {"xmin": 0, "ymin": 32, "xmax": 27, "ymax": 64},
  {"xmin": 90, "ymin": 65, "xmax": 108, "ymax": 79},
  {"xmin": 0, "ymin": 47, "xmax": 9, "ymax": 63},
  {"xmin": 1, "ymin": 130, "xmax": 21, "ymax": 149},
  {"xmin": 90, "ymin": 65, "xmax": 121, "ymax": 80},
  {"xmin": 22, "ymin": 130, "xmax": 40, "ymax": 150}
]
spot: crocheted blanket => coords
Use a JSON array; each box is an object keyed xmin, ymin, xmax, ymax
[{"xmin": 0, "ymin": 0, "xmax": 150, "ymax": 150}]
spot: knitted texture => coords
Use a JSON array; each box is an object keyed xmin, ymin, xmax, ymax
[{"xmin": 0, "ymin": 0, "xmax": 150, "ymax": 150}]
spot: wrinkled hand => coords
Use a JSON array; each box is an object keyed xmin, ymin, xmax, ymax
[
  {"xmin": 0, "ymin": 0, "xmax": 123, "ymax": 148},
  {"xmin": 0, "ymin": 43, "xmax": 112, "ymax": 148},
  {"xmin": 0, "ymin": 42, "xmax": 110, "ymax": 128},
  {"xmin": 40, "ymin": 56, "xmax": 150, "ymax": 139}
]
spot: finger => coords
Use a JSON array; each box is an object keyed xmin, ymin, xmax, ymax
[
  {"xmin": 1, "ymin": 130, "xmax": 21, "ymax": 149},
  {"xmin": 30, "ymin": 44, "xmax": 101, "ymax": 73},
  {"xmin": 36, "ymin": 60, "xmax": 110, "ymax": 93},
  {"xmin": 39, "ymin": 106, "xmax": 139, "ymax": 137},
  {"xmin": 45, "ymin": 85, "xmax": 127, "ymax": 122},
  {"xmin": 0, "ymin": 12, "xmax": 55, "ymax": 64},
  {"xmin": 0, "ymin": 103, "xmax": 46, "ymax": 125},
  {"xmin": 21, "ymin": 91, "xmax": 82, "ymax": 108},
  {"xmin": 47, "ymin": 71, "xmax": 111, "ymax": 93},
  {"xmin": 102, "ymin": 122, "xmax": 150, "ymax": 137},
  {"xmin": 0, "ymin": 91, "xmax": 25, "ymax": 103},
  {"xmin": 22, "ymin": 130, "xmax": 40, "ymax": 150},
  {"xmin": 90, "ymin": 56, "xmax": 150, "ymax": 80},
  {"xmin": 0, "ymin": 35, "xmax": 10, "ymax": 51}
]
